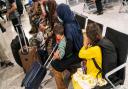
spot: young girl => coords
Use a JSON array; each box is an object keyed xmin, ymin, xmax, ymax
[{"xmin": 72, "ymin": 22, "xmax": 107, "ymax": 89}]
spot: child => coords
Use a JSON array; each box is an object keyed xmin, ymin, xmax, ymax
[
  {"xmin": 52, "ymin": 23, "xmax": 83, "ymax": 89},
  {"xmin": 51, "ymin": 24, "xmax": 67, "ymax": 89},
  {"xmin": 72, "ymin": 22, "xmax": 107, "ymax": 89},
  {"xmin": 52, "ymin": 24, "xmax": 66, "ymax": 60}
]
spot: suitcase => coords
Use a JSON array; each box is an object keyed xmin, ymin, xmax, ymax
[
  {"xmin": 21, "ymin": 44, "xmax": 58, "ymax": 89},
  {"xmin": 15, "ymin": 24, "xmax": 40, "ymax": 72},
  {"xmin": 11, "ymin": 34, "xmax": 29, "ymax": 67},
  {"xmin": 19, "ymin": 47, "xmax": 40, "ymax": 72}
]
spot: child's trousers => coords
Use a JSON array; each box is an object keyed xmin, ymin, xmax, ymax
[{"xmin": 51, "ymin": 67, "xmax": 67, "ymax": 89}]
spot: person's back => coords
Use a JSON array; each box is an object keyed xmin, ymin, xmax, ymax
[
  {"xmin": 97, "ymin": 37, "xmax": 117, "ymax": 78},
  {"xmin": 56, "ymin": 4, "xmax": 83, "ymax": 53}
]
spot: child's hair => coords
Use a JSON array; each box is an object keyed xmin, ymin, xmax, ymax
[
  {"xmin": 53, "ymin": 24, "xmax": 64, "ymax": 35},
  {"xmin": 86, "ymin": 22, "xmax": 102, "ymax": 46}
]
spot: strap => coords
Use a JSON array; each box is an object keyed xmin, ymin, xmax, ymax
[
  {"xmin": 44, "ymin": 43, "xmax": 58, "ymax": 67},
  {"xmin": 92, "ymin": 58, "xmax": 102, "ymax": 78}
]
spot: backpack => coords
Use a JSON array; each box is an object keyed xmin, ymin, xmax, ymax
[
  {"xmin": 15, "ymin": 0, "xmax": 23, "ymax": 15},
  {"xmin": 92, "ymin": 37, "xmax": 117, "ymax": 78}
]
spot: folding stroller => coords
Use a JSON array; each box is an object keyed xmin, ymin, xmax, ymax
[{"xmin": 119, "ymin": 0, "xmax": 128, "ymax": 13}]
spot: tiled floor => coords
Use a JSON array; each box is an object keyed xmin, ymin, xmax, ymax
[{"xmin": 0, "ymin": 0, "xmax": 128, "ymax": 89}]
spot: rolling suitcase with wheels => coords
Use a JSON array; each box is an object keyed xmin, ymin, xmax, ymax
[
  {"xmin": 19, "ymin": 46, "xmax": 40, "ymax": 72},
  {"xmin": 15, "ymin": 24, "xmax": 40, "ymax": 72},
  {"xmin": 21, "ymin": 44, "xmax": 58, "ymax": 89}
]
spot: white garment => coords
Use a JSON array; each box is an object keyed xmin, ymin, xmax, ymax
[
  {"xmin": 0, "ymin": 30, "xmax": 9, "ymax": 61},
  {"xmin": 36, "ymin": 31, "xmax": 46, "ymax": 50}
]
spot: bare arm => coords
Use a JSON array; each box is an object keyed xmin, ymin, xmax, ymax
[{"xmin": 7, "ymin": 2, "xmax": 17, "ymax": 14}]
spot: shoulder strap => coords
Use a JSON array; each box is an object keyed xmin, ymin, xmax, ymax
[{"xmin": 92, "ymin": 58, "xmax": 102, "ymax": 78}]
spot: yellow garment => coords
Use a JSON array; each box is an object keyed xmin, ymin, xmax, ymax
[
  {"xmin": 79, "ymin": 46, "xmax": 102, "ymax": 78},
  {"xmin": 72, "ymin": 78, "xmax": 83, "ymax": 89},
  {"xmin": 72, "ymin": 46, "xmax": 108, "ymax": 89}
]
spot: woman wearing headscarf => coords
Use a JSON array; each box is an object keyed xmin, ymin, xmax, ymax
[
  {"xmin": 56, "ymin": 4, "xmax": 83, "ymax": 53},
  {"xmin": 51, "ymin": 4, "xmax": 83, "ymax": 89}
]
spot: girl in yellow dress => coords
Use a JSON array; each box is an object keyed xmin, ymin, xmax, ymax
[{"xmin": 72, "ymin": 22, "xmax": 107, "ymax": 89}]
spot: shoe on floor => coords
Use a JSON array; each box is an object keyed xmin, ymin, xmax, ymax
[
  {"xmin": 93, "ymin": 11, "xmax": 103, "ymax": 15},
  {"xmin": 97, "ymin": 11, "xmax": 103, "ymax": 15},
  {"xmin": 93, "ymin": 11, "xmax": 98, "ymax": 14}
]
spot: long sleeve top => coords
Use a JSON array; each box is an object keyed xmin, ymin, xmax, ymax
[
  {"xmin": 58, "ymin": 36, "xmax": 66, "ymax": 59},
  {"xmin": 79, "ymin": 46, "xmax": 102, "ymax": 78}
]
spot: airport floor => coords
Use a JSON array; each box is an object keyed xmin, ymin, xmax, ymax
[{"xmin": 0, "ymin": 0, "xmax": 128, "ymax": 89}]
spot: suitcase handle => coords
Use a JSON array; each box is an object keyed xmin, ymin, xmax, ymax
[
  {"xmin": 15, "ymin": 24, "xmax": 29, "ymax": 53},
  {"xmin": 44, "ymin": 36, "xmax": 64, "ymax": 68},
  {"xmin": 44, "ymin": 44, "xmax": 58, "ymax": 67},
  {"xmin": 21, "ymin": 47, "xmax": 29, "ymax": 55}
]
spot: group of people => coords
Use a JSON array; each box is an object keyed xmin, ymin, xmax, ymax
[
  {"xmin": 0, "ymin": 0, "xmax": 116, "ymax": 89},
  {"xmin": 24, "ymin": 0, "xmax": 108, "ymax": 89}
]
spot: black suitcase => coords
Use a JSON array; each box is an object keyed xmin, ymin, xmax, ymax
[
  {"xmin": 11, "ymin": 30, "xmax": 29, "ymax": 67},
  {"xmin": 21, "ymin": 44, "xmax": 58, "ymax": 89}
]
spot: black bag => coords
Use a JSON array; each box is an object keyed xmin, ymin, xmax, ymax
[
  {"xmin": 21, "ymin": 44, "xmax": 58, "ymax": 89},
  {"xmin": 11, "ymin": 34, "xmax": 29, "ymax": 67},
  {"xmin": 15, "ymin": 0, "xmax": 24, "ymax": 15},
  {"xmin": 92, "ymin": 37, "xmax": 117, "ymax": 78}
]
